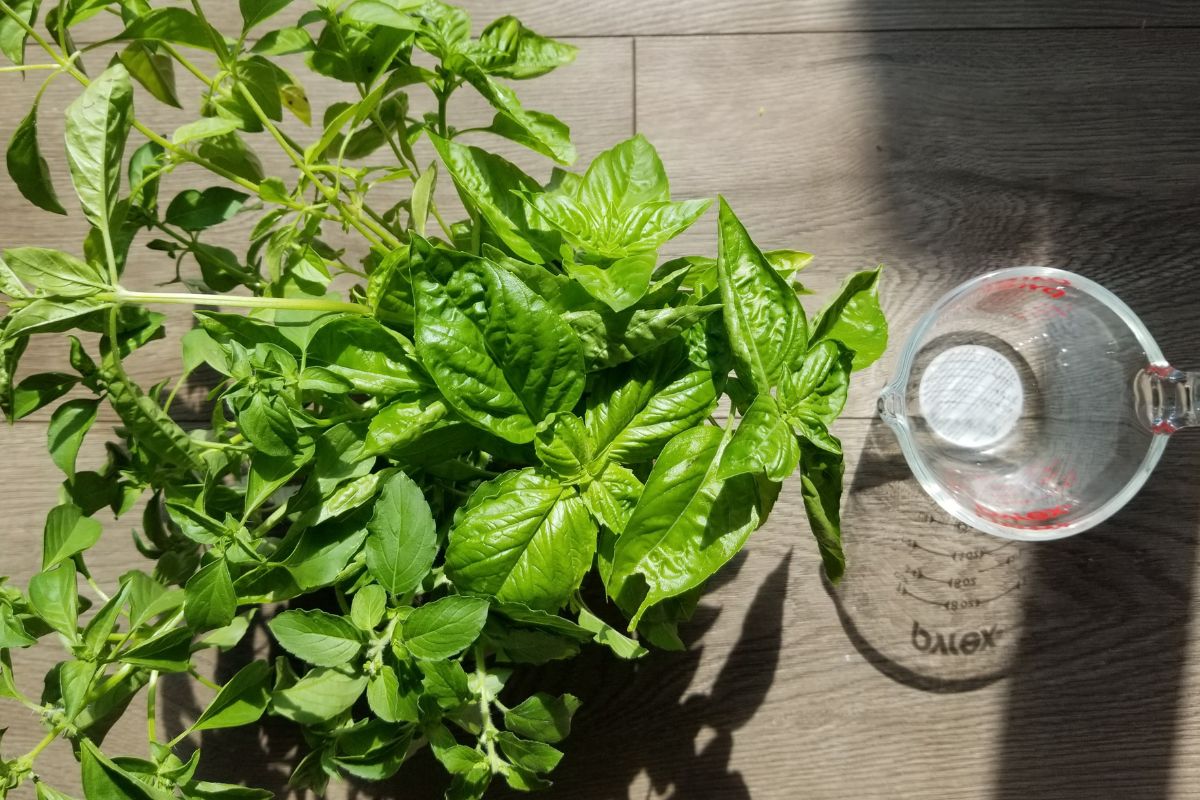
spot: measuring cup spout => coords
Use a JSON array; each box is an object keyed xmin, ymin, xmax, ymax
[
  {"xmin": 877, "ymin": 383, "xmax": 904, "ymax": 425},
  {"xmin": 1134, "ymin": 365, "xmax": 1200, "ymax": 434}
]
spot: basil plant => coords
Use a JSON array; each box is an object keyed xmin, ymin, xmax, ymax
[{"xmin": 0, "ymin": 0, "xmax": 886, "ymax": 797}]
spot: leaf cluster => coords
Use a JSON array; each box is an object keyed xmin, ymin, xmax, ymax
[{"xmin": 0, "ymin": 1, "xmax": 886, "ymax": 798}]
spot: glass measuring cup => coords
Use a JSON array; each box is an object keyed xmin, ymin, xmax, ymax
[{"xmin": 878, "ymin": 266, "xmax": 1197, "ymax": 540}]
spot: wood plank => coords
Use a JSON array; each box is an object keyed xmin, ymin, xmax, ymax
[
  {"xmin": 0, "ymin": 38, "xmax": 632, "ymax": 422},
  {"xmin": 637, "ymin": 30, "xmax": 1200, "ymax": 417},
  {"xmin": 63, "ymin": 1, "xmax": 1200, "ymax": 41}
]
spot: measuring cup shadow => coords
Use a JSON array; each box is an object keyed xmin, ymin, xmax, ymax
[
  {"xmin": 993, "ymin": 436, "xmax": 1200, "ymax": 799},
  {"xmin": 824, "ymin": 417, "xmax": 1020, "ymax": 693}
]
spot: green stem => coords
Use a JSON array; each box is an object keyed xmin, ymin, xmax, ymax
[
  {"xmin": 474, "ymin": 643, "xmax": 501, "ymax": 770},
  {"xmin": 0, "ymin": 63, "xmax": 58, "ymax": 72},
  {"xmin": 160, "ymin": 41, "xmax": 215, "ymax": 88},
  {"xmin": 104, "ymin": 288, "xmax": 370, "ymax": 315},
  {"xmin": 146, "ymin": 670, "xmax": 159, "ymax": 744}
]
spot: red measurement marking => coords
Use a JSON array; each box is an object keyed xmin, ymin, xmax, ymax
[
  {"xmin": 1146, "ymin": 364, "xmax": 1175, "ymax": 378},
  {"xmin": 1152, "ymin": 420, "xmax": 1178, "ymax": 434},
  {"xmin": 974, "ymin": 502, "xmax": 1072, "ymax": 530}
]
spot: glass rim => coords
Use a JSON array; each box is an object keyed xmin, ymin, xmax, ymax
[{"xmin": 882, "ymin": 266, "xmax": 1169, "ymax": 541}]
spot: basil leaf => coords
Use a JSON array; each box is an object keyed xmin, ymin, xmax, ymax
[
  {"xmin": 717, "ymin": 394, "xmax": 800, "ymax": 482},
  {"xmin": 716, "ymin": 197, "xmax": 809, "ymax": 396},
  {"xmin": 190, "ymin": 660, "xmax": 271, "ymax": 732},
  {"xmin": 502, "ymin": 692, "xmax": 580, "ymax": 743},
  {"xmin": 118, "ymin": 628, "xmax": 193, "ymax": 672},
  {"xmin": 400, "ymin": 595, "xmax": 489, "ymax": 660},
  {"xmin": 495, "ymin": 732, "xmax": 562, "ymax": 774},
  {"xmin": 343, "ymin": 0, "xmax": 421, "ymax": 31},
  {"xmin": 446, "ymin": 469, "xmax": 596, "ymax": 611},
  {"xmin": 0, "ymin": 0, "xmax": 38, "ymax": 65},
  {"xmin": 7, "ymin": 102, "xmax": 66, "ymax": 215},
  {"xmin": 576, "ymin": 606, "xmax": 647, "ymax": 659},
  {"xmin": 120, "ymin": 8, "xmax": 223, "ymax": 52},
  {"xmin": 800, "ymin": 442, "xmax": 846, "ymax": 582},
  {"xmin": 0, "ymin": 606, "xmax": 35, "ymax": 648},
  {"xmin": 473, "ymin": 16, "xmax": 576, "ymax": 80},
  {"xmin": 430, "ymin": 134, "xmax": 555, "ymax": 263},
  {"xmin": 28, "ymin": 562, "xmax": 78, "ymax": 640},
  {"xmin": 780, "ymin": 339, "xmax": 853, "ymax": 454},
  {"xmin": 532, "ymin": 411, "xmax": 591, "ymax": 483},
  {"xmin": 350, "ymin": 584, "xmax": 386, "ymax": 631},
  {"xmin": 184, "ymin": 560, "xmax": 236, "ymax": 631},
  {"xmin": 117, "ymin": 41, "xmax": 181, "ymax": 108},
  {"xmin": 47, "ymin": 398, "xmax": 98, "ymax": 476},
  {"xmin": 305, "ymin": 316, "xmax": 425, "ymax": 397},
  {"xmin": 413, "ymin": 248, "xmax": 584, "ymax": 443},
  {"xmin": 810, "ymin": 266, "xmax": 888, "ymax": 371},
  {"xmin": 564, "ymin": 252, "xmax": 654, "ymax": 313},
  {"xmin": 250, "ymin": 26, "xmax": 314, "ymax": 56},
  {"xmin": 580, "ymin": 462, "xmax": 642, "ymax": 534},
  {"xmin": 11, "ymin": 372, "xmax": 78, "ymax": 420},
  {"xmin": 585, "ymin": 340, "xmax": 718, "ymax": 465},
  {"xmin": 271, "ymin": 667, "xmax": 367, "ymax": 725},
  {"xmin": 366, "ymin": 663, "xmax": 419, "ymax": 723},
  {"xmin": 65, "ymin": 64, "xmax": 133, "ymax": 236},
  {"xmin": 42, "ymin": 503, "xmax": 102, "ymax": 570},
  {"xmin": 239, "ymin": 0, "xmax": 294, "ymax": 32},
  {"xmin": 164, "ymin": 187, "xmax": 248, "ymax": 231},
  {"xmin": 82, "ymin": 739, "xmax": 172, "ymax": 800},
  {"xmin": 607, "ymin": 426, "xmax": 767, "ymax": 627},
  {"xmin": 4, "ymin": 247, "xmax": 106, "ymax": 297},
  {"xmin": 268, "ymin": 609, "xmax": 365, "ymax": 667},
  {"xmin": 365, "ymin": 471, "xmax": 437, "ymax": 596}
]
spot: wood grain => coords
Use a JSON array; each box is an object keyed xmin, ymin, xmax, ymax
[
  {"xmin": 2, "ymin": 9, "xmax": 1200, "ymax": 800},
  {"xmin": 64, "ymin": 1, "xmax": 1200, "ymax": 41}
]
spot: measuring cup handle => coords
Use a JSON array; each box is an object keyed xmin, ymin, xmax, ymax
[{"xmin": 1135, "ymin": 366, "xmax": 1200, "ymax": 433}]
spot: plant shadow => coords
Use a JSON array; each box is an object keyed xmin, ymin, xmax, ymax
[{"xmin": 160, "ymin": 548, "xmax": 790, "ymax": 799}]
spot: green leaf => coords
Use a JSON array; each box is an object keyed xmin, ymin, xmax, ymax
[
  {"xmin": 800, "ymin": 442, "xmax": 846, "ymax": 582},
  {"xmin": 429, "ymin": 135, "xmax": 553, "ymax": 263},
  {"xmin": 566, "ymin": 303, "xmax": 721, "ymax": 370},
  {"xmin": 810, "ymin": 266, "xmax": 888, "ymax": 371},
  {"xmin": 585, "ymin": 340, "xmax": 718, "ymax": 465},
  {"xmin": 82, "ymin": 582, "xmax": 130, "ymax": 657},
  {"xmin": 503, "ymin": 692, "xmax": 580, "ymax": 743},
  {"xmin": 577, "ymin": 606, "xmax": 647, "ymax": 659},
  {"xmin": 65, "ymin": 64, "xmax": 134, "ymax": 236},
  {"xmin": 184, "ymin": 560, "xmax": 236, "ymax": 631},
  {"xmin": 366, "ymin": 663, "xmax": 419, "ymax": 723},
  {"xmin": 118, "ymin": 627, "xmax": 193, "ymax": 672},
  {"xmin": 409, "ymin": 160, "xmax": 436, "ymax": 236},
  {"xmin": 413, "ymin": 248, "xmax": 585, "ymax": 443},
  {"xmin": 11, "ymin": 372, "xmax": 79, "ymax": 420},
  {"xmin": 0, "ymin": 605, "xmax": 35, "ymax": 648},
  {"xmin": 418, "ymin": 659, "xmax": 470, "ymax": 710},
  {"xmin": 245, "ymin": 441, "xmax": 313, "ymax": 517},
  {"xmin": 250, "ymin": 27, "xmax": 314, "ymax": 56},
  {"xmin": 365, "ymin": 471, "xmax": 437, "ymax": 596},
  {"xmin": 4, "ymin": 247, "xmax": 107, "ymax": 297},
  {"xmin": 267, "ymin": 609, "xmax": 364, "ymax": 667},
  {"xmin": 117, "ymin": 42, "xmax": 180, "ymax": 108},
  {"xmin": 607, "ymin": 426, "xmax": 768, "ymax": 627},
  {"xmin": 717, "ymin": 394, "xmax": 799, "ymax": 482},
  {"xmin": 779, "ymin": 339, "xmax": 853, "ymax": 452},
  {"xmin": 82, "ymin": 739, "xmax": 171, "ymax": 800},
  {"xmin": 42, "ymin": 503, "xmax": 102, "ymax": 570},
  {"xmin": 446, "ymin": 469, "xmax": 596, "ymax": 611},
  {"xmin": 305, "ymin": 316, "xmax": 425, "ymax": 397},
  {"xmin": 120, "ymin": 8, "xmax": 223, "ymax": 52},
  {"xmin": 190, "ymin": 660, "xmax": 271, "ymax": 732},
  {"xmin": 59, "ymin": 659, "xmax": 97, "ymax": 718},
  {"xmin": 448, "ymin": 56, "xmax": 574, "ymax": 164},
  {"xmin": 47, "ymin": 398, "xmax": 98, "ymax": 476},
  {"xmin": 533, "ymin": 411, "xmax": 591, "ymax": 483},
  {"xmin": 196, "ymin": 132, "xmax": 264, "ymax": 183},
  {"xmin": 716, "ymin": 197, "xmax": 808, "ymax": 394},
  {"xmin": 164, "ymin": 187, "xmax": 248, "ymax": 231},
  {"xmin": 171, "ymin": 118, "xmax": 241, "ymax": 146},
  {"xmin": 28, "ymin": 562, "xmax": 78, "ymax": 640},
  {"xmin": 496, "ymin": 732, "xmax": 562, "ymax": 774},
  {"xmin": 400, "ymin": 595, "xmax": 489, "ymax": 660},
  {"xmin": 271, "ymin": 666, "xmax": 366, "ymax": 725},
  {"xmin": 581, "ymin": 463, "xmax": 642, "ymax": 534},
  {"xmin": 127, "ymin": 141, "xmax": 164, "ymax": 212},
  {"xmin": 0, "ymin": 0, "xmax": 38, "ymax": 66},
  {"xmin": 7, "ymin": 102, "xmax": 67, "ymax": 215},
  {"xmin": 564, "ymin": 252, "xmax": 654, "ymax": 313},
  {"xmin": 5, "ymin": 297, "xmax": 111, "ymax": 337},
  {"xmin": 239, "ymin": 0, "xmax": 294, "ymax": 32},
  {"xmin": 350, "ymin": 584, "xmax": 386, "ymax": 631},
  {"xmin": 474, "ymin": 16, "xmax": 577, "ymax": 80},
  {"xmin": 343, "ymin": 0, "xmax": 420, "ymax": 30}
]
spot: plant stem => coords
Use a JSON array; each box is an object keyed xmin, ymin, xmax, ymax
[
  {"xmin": 474, "ymin": 643, "xmax": 501, "ymax": 770},
  {"xmin": 146, "ymin": 670, "xmax": 159, "ymax": 743},
  {"xmin": 104, "ymin": 288, "xmax": 370, "ymax": 315}
]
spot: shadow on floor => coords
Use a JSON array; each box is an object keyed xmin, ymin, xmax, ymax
[{"xmin": 160, "ymin": 549, "xmax": 789, "ymax": 799}]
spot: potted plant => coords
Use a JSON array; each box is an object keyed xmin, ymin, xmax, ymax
[{"xmin": 0, "ymin": 1, "xmax": 886, "ymax": 797}]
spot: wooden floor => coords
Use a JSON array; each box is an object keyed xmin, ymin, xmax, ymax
[{"xmin": 3, "ymin": 1, "xmax": 1200, "ymax": 798}]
